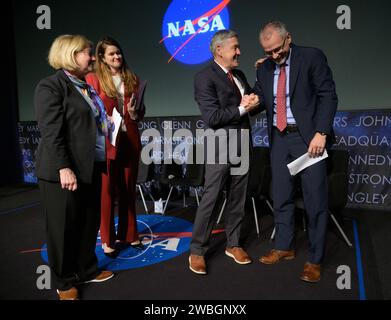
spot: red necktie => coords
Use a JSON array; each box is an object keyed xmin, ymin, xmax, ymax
[
  {"xmin": 276, "ymin": 64, "xmax": 287, "ymax": 132},
  {"xmin": 227, "ymin": 71, "xmax": 242, "ymax": 99}
]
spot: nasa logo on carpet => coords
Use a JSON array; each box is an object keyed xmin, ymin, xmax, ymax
[{"xmin": 41, "ymin": 215, "xmax": 193, "ymax": 270}]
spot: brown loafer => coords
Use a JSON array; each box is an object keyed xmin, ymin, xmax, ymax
[
  {"xmin": 189, "ymin": 254, "xmax": 207, "ymax": 275},
  {"xmin": 259, "ymin": 249, "xmax": 295, "ymax": 264},
  {"xmin": 225, "ymin": 247, "xmax": 252, "ymax": 264},
  {"xmin": 300, "ymin": 262, "xmax": 321, "ymax": 283},
  {"xmin": 57, "ymin": 287, "xmax": 79, "ymax": 300},
  {"xmin": 83, "ymin": 270, "xmax": 114, "ymax": 283}
]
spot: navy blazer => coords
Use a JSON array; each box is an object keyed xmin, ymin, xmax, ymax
[
  {"xmin": 194, "ymin": 61, "xmax": 253, "ymax": 131},
  {"xmin": 254, "ymin": 44, "xmax": 338, "ymax": 147},
  {"xmin": 34, "ymin": 70, "xmax": 98, "ymax": 183}
]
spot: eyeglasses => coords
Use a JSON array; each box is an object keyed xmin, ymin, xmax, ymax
[{"xmin": 264, "ymin": 37, "xmax": 287, "ymax": 57}]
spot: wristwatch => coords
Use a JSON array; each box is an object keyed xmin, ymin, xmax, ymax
[{"xmin": 317, "ymin": 131, "xmax": 327, "ymax": 136}]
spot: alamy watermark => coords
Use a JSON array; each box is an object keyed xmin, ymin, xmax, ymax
[
  {"xmin": 140, "ymin": 124, "xmax": 250, "ymax": 176},
  {"xmin": 36, "ymin": 265, "xmax": 51, "ymax": 290},
  {"xmin": 336, "ymin": 265, "xmax": 351, "ymax": 290}
]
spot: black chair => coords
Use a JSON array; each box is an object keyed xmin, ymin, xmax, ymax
[
  {"xmin": 247, "ymin": 147, "xmax": 273, "ymax": 237},
  {"xmin": 159, "ymin": 157, "xmax": 205, "ymax": 214},
  {"xmin": 136, "ymin": 160, "xmax": 155, "ymax": 213},
  {"xmin": 294, "ymin": 149, "xmax": 352, "ymax": 247},
  {"xmin": 325, "ymin": 149, "xmax": 352, "ymax": 247},
  {"xmin": 216, "ymin": 147, "xmax": 273, "ymax": 237}
]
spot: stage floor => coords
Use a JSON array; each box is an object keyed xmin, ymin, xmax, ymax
[{"xmin": 0, "ymin": 184, "xmax": 388, "ymax": 300}]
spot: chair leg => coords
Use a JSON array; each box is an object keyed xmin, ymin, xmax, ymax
[
  {"xmin": 270, "ymin": 227, "xmax": 276, "ymax": 241},
  {"xmin": 183, "ymin": 188, "xmax": 186, "ymax": 208},
  {"xmin": 216, "ymin": 197, "xmax": 227, "ymax": 225},
  {"xmin": 252, "ymin": 197, "xmax": 260, "ymax": 238},
  {"xmin": 302, "ymin": 214, "xmax": 307, "ymax": 232},
  {"xmin": 137, "ymin": 184, "xmax": 148, "ymax": 214},
  {"xmin": 162, "ymin": 186, "xmax": 174, "ymax": 215},
  {"xmin": 266, "ymin": 200, "xmax": 273, "ymax": 212},
  {"xmin": 265, "ymin": 199, "xmax": 275, "ymax": 241},
  {"xmin": 147, "ymin": 189, "xmax": 155, "ymax": 202},
  {"xmin": 329, "ymin": 211, "xmax": 353, "ymax": 247},
  {"xmin": 194, "ymin": 188, "xmax": 200, "ymax": 206}
]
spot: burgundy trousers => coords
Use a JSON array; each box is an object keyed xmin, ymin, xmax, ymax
[{"xmin": 100, "ymin": 128, "xmax": 141, "ymax": 247}]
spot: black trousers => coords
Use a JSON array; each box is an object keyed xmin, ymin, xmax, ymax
[{"xmin": 38, "ymin": 162, "xmax": 104, "ymax": 290}]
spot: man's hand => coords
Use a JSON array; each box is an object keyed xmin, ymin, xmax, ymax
[
  {"xmin": 59, "ymin": 168, "xmax": 77, "ymax": 191},
  {"xmin": 308, "ymin": 132, "xmax": 327, "ymax": 158},
  {"xmin": 127, "ymin": 94, "xmax": 138, "ymax": 120},
  {"xmin": 255, "ymin": 57, "xmax": 267, "ymax": 69},
  {"xmin": 241, "ymin": 94, "xmax": 260, "ymax": 113}
]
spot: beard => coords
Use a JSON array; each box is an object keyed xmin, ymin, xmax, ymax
[
  {"xmin": 275, "ymin": 57, "xmax": 287, "ymax": 65},
  {"xmin": 275, "ymin": 50, "xmax": 290, "ymax": 65}
]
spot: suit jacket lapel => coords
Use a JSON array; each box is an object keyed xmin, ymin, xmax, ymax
[
  {"xmin": 264, "ymin": 62, "xmax": 275, "ymax": 111},
  {"xmin": 289, "ymin": 45, "xmax": 301, "ymax": 99},
  {"xmin": 231, "ymin": 69, "xmax": 246, "ymax": 94},
  {"xmin": 58, "ymin": 70, "xmax": 94, "ymax": 113},
  {"xmin": 212, "ymin": 61, "xmax": 232, "ymax": 88}
]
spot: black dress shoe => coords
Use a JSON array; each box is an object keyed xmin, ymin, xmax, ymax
[
  {"xmin": 130, "ymin": 241, "xmax": 144, "ymax": 250},
  {"xmin": 104, "ymin": 250, "xmax": 118, "ymax": 258},
  {"xmin": 102, "ymin": 243, "xmax": 118, "ymax": 258}
]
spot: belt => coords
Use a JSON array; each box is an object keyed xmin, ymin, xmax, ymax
[
  {"xmin": 285, "ymin": 125, "xmax": 298, "ymax": 133},
  {"xmin": 274, "ymin": 125, "xmax": 299, "ymax": 134}
]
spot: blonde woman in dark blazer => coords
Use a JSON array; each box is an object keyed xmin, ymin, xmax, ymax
[{"xmin": 34, "ymin": 34, "xmax": 114, "ymax": 300}]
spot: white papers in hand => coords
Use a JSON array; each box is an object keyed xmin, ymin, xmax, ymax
[
  {"xmin": 110, "ymin": 108, "xmax": 122, "ymax": 146},
  {"xmin": 287, "ymin": 150, "xmax": 328, "ymax": 176}
]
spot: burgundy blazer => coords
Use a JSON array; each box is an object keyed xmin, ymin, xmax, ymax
[{"xmin": 86, "ymin": 72, "xmax": 143, "ymax": 160}]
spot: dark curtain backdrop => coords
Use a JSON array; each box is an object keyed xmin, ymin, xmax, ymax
[{"xmin": 1, "ymin": 0, "xmax": 21, "ymax": 186}]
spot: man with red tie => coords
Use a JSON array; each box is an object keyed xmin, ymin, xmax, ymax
[
  {"xmin": 189, "ymin": 30, "xmax": 260, "ymax": 275},
  {"xmin": 254, "ymin": 21, "xmax": 338, "ymax": 282}
]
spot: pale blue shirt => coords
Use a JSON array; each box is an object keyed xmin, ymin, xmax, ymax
[{"xmin": 273, "ymin": 48, "xmax": 296, "ymax": 126}]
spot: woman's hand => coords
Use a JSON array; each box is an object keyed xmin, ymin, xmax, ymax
[
  {"xmin": 59, "ymin": 168, "xmax": 78, "ymax": 191},
  {"xmin": 127, "ymin": 94, "xmax": 138, "ymax": 120}
]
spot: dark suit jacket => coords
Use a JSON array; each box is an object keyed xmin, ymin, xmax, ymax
[
  {"xmin": 254, "ymin": 44, "xmax": 338, "ymax": 147},
  {"xmin": 194, "ymin": 61, "xmax": 254, "ymax": 160},
  {"xmin": 34, "ymin": 69, "xmax": 97, "ymax": 183},
  {"xmin": 195, "ymin": 61, "xmax": 253, "ymax": 131}
]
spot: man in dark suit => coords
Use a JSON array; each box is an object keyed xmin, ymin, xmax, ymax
[
  {"xmin": 254, "ymin": 21, "xmax": 338, "ymax": 282},
  {"xmin": 189, "ymin": 30, "xmax": 260, "ymax": 275}
]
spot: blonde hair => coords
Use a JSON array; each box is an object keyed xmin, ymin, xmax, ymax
[
  {"xmin": 48, "ymin": 34, "xmax": 93, "ymax": 71},
  {"xmin": 95, "ymin": 37, "xmax": 138, "ymax": 99}
]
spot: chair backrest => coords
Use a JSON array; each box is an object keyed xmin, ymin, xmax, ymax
[
  {"xmin": 327, "ymin": 149, "xmax": 349, "ymax": 210},
  {"xmin": 184, "ymin": 163, "xmax": 205, "ymax": 186},
  {"xmin": 137, "ymin": 160, "xmax": 155, "ymax": 184},
  {"xmin": 248, "ymin": 147, "xmax": 272, "ymax": 197},
  {"xmin": 159, "ymin": 147, "xmax": 205, "ymax": 187},
  {"xmin": 159, "ymin": 162, "xmax": 183, "ymax": 185}
]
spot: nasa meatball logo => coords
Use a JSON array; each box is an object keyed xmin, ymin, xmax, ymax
[
  {"xmin": 41, "ymin": 215, "xmax": 193, "ymax": 271},
  {"xmin": 161, "ymin": 0, "xmax": 231, "ymax": 64}
]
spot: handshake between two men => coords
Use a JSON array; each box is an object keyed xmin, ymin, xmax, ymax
[{"xmin": 241, "ymin": 93, "xmax": 260, "ymax": 114}]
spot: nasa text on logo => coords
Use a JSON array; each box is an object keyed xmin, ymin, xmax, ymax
[
  {"xmin": 41, "ymin": 215, "xmax": 193, "ymax": 271},
  {"xmin": 161, "ymin": 0, "xmax": 231, "ymax": 64}
]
